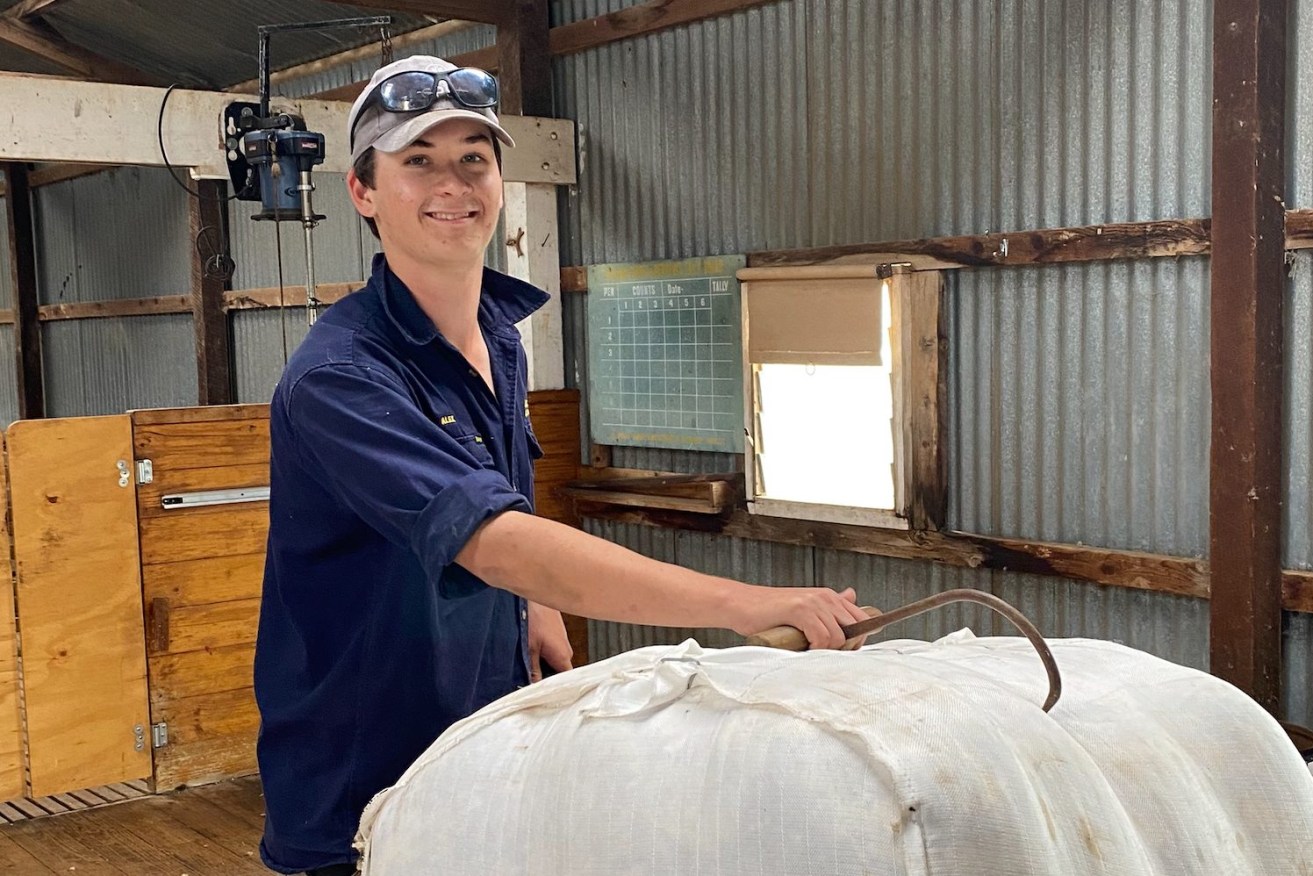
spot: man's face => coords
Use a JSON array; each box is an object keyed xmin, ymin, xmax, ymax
[{"xmin": 348, "ymin": 117, "xmax": 503, "ymax": 270}]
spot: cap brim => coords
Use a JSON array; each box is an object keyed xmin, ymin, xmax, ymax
[{"xmin": 372, "ymin": 110, "xmax": 516, "ymax": 154}]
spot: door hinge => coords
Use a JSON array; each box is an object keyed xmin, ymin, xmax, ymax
[
  {"xmin": 151, "ymin": 722, "xmax": 169, "ymax": 749},
  {"xmin": 133, "ymin": 724, "xmax": 145, "ymax": 751},
  {"xmin": 136, "ymin": 459, "xmax": 154, "ymax": 485}
]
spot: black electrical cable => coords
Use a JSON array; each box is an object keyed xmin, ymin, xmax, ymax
[
  {"xmin": 157, "ymin": 84, "xmax": 244, "ymax": 203},
  {"xmin": 275, "ymin": 211, "xmax": 291, "ymax": 366}
]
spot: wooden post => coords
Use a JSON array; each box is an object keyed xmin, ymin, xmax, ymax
[
  {"xmin": 1210, "ymin": 0, "xmax": 1287, "ymax": 712},
  {"xmin": 189, "ymin": 179, "xmax": 234, "ymax": 405},
  {"xmin": 3, "ymin": 162, "xmax": 44, "ymax": 419},
  {"xmin": 498, "ymin": 0, "xmax": 565, "ymax": 391}
]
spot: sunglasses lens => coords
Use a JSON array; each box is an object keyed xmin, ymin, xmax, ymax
[
  {"xmin": 447, "ymin": 68, "xmax": 499, "ymax": 108},
  {"xmin": 379, "ymin": 71, "xmax": 437, "ymax": 112}
]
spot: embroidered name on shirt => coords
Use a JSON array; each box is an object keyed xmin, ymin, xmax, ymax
[{"xmin": 440, "ymin": 415, "xmax": 456, "ymax": 426}]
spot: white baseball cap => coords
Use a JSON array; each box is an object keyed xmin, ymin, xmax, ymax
[{"xmin": 347, "ymin": 55, "xmax": 515, "ymax": 164}]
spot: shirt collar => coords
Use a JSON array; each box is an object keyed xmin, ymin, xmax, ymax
[{"xmin": 373, "ymin": 253, "xmax": 552, "ymax": 347}]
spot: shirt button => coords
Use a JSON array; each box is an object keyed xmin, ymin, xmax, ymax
[{"xmin": 521, "ymin": 608, "xmax": 528, "ymax": 621}]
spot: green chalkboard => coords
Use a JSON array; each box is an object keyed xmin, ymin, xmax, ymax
[{"xmin": 586, "ymin": 256, "xmax": 745, "ymax": 453}]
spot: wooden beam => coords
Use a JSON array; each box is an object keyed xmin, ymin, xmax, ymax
[
  {"xmin": 548, "ymin": 0, "xmax": 778, "ymax": 57},
  {"xmin": 339, "ymin": 0, "xmax": 513, "ymax": 25},
  {"xmin": 1209, "ymin": 0, "xmax": 1287, "ymax": 713},
  {"xmin": 190, "ymin": 180, "xmax": 233, "ymax": 405},
  {"xmin": 38, "ymin": 297, "xmax": 190, "ymax": 321},
  {"xmin": 310, "ymin": 0, "xmax": 777, "ymax": 100},
  {"xmin": 750, "ymin": 217, "xmax": 1214, "ymax": 270},
  {"xmin": 573, "ymin": 501, "xmax": 1313, "ymax": 614},
  {"xmin": 222, "ymin": 283, "xmax": 358, "ymax": 311},
  {"xmin": 0, "ymin": 17, "xmax": 159, "ymax": 85},
  {"xmin": 227, "ymin": 21, "xmax": 476, "ymax": 93},
  {"xmin": 497, "ymin": 0, "xmax": 551, "ymax": 116},
  {"xmin": 6, "ymin": 0, "xmax": 72, "ymax": 19},
  {"xmin": 2, "ymin": 164, "xmax": 44, "ymax": 419}
]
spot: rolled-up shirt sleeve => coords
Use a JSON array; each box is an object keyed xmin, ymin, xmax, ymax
[{"xmin": 284, "ymin": 362, "xmax": 530, "ymax": 574}]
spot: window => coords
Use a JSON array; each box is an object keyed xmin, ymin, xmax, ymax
[{"xmin": 740, "ymin": 264, "xmax": 946, "ymax": 530}]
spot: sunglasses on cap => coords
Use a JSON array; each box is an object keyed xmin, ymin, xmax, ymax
[{"xmin": 350, "ymin": 67, "xmax": 500, "ymax": 150}]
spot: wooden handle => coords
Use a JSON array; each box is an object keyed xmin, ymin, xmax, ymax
[{"xmin": 744, "ymin": 606, "xmax": 880, "ymax": 651}]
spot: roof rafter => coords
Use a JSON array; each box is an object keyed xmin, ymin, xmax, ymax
[
  {"xmin": 0, "ymin": 14, "xmax": 160, "ymax": 84},
  {"xmin": 340, "ymin": 1, "xmax": 513, "ymax": 26}
]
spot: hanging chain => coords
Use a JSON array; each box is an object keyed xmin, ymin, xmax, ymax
[{"xmin": 380, "ymin": 25, "xmax": 393, "ymax": 66}]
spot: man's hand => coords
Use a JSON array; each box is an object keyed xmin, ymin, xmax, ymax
[
  {"xmin": 732, "ymin": 585, "xmax": 872, "ymax": 650},
  {"xmin": 527, "ymin": 601, "xmax": 574, "ymax": 682}
]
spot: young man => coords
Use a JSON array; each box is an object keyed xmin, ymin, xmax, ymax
[{"xmin": 253, "ymin": 55, "xmax": 872, "ymax": 876}]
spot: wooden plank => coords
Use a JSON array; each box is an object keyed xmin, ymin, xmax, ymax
[
  {"xmin": 0, "ymin": 17, "xmax": 159, "ymax": 85},
  {"xmin": 1209, "ymin": 0, "xmax": 1287, "ymax": 712},
  {"xmin": 227, "ymin": 20, "xmax": 476, "ymax": 93},
  {"xmin": 89, "ymin": 793, "xmax": 268, "ymax": 874},
  {"xmin": 8, "ymin": 416, "xmax": 151, "ymax": 798},
  {"xmin": 0, "ymin": 435, "xmax": 23, "ymax": 804},
  {"xmin": 138, "ymin": 504, "xmax": 269, "ymax": 565},
  {"xmin": 130, "ymin": 403, "xmax": 269, "ymax": 426},
  {"xmin": 132, "ymin": 417, "xmax": 270, "ymax": 472},
  {"xmin": 15, "ymin": 801, "xmax": 188, "ymax": 874},
  {"xmin": 549, "ymin": 0, "xmax": 777, "ymax": 57},
  {"xmin": 152, "ymin": 692, "xmax": 259, "ymax": 790},
  {"xmin": 6, "ymin": 0, "xmax": 73, "ymax": 19},
  {"xmin": 153, "ymin": 787, "xmax": 265, "ymax": 863},
  {"xmin": 223, "ymin": 281, "xmax": 359, "ymax": 311},
  {"xmin": 0, "ymin": 831, "xmax": 59, "ymax": 874},
  {"xmin": 574, "ymin": 502, "xmax": 1228, "ymax": 604},
  {"xmin": 564, "ymin": 487, "xmax": 729, "ymax": 514},
  {"xmin": 340, "ymin": 0, "xmax": 513, "ymax": 24},
  {"xmin": 498, "ymin": 0, "xmax": 552, "ymax": 116},
  {"xmin": 0, "ymin": 816, "xmax": 122, "ymax": 873},
  {"xmin": 36, "ymin": 296, "xmax": 190, "ymax": 321},
  {"xmin": 897, "ymin": 271, "xmax": 947, "ymax": 531},
  {"xmin": 150, "ymin": 644, "xmax": 255, "ymax": 703},
  {"xmin": 561, "ymin": 264, "xmax": 588, "ymax": 293},
  {"xmin": 26, "ymin": 162, "xmax": 114, "ymax": 189},
  {"xmin": 748, "ymin": 217, "xmax": 1214, "ymax": 270},
  {"xmin": 3, "ymin": 163, "xmax": 44, "ymax": 418},
  {"xmin": 141, "ymin": 553, "xmax": 265, "ymax": 607},
  {"xmin": 1283, "ymin": 570, "xmax": 1313, "ymax": 613},
  {"xmin": 146, "ymin": 598, "xmax": 260, "ymax": 656},
  {"xmin": 529, "ymin": 389, "xmax": 581, "ymax": 524},
  {"xmin": 135, "ymin": 461, "xmax": 269, "ymax": 519}
]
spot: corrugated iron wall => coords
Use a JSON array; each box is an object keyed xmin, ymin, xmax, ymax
[
  {"xmin": 552, "ymin": 0, "xmax": 1311, "ymax": 729},
  {"xmin": 7, "ymin": 1, "xmax": 1308, "ymax": 722}
]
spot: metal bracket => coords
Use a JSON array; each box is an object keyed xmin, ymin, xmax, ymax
[
  {"xmin": 161, "ymin": 486, "xmax": 270, "ymax": 510},
  {"xmin": 875, "ymin": 261, "xmax": 914, "ymax": 279},
  {"xmin": 117, "ymin": 460, "xmax": 131, "ymax": 488},
  {"xmin": 152, "ymin": 722, "xmax": 169, "ymax": 749},
  {"xmin": 137, "ymin": 459, "xmax": 154, "ymax": 485},
  {"xmin": 133, "ymin": 724, "xmax": 145, "ymax": 751}
]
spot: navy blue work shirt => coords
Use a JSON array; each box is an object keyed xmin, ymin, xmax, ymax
[{"xmin": 254, "ymin": 254, "xmax": 550, "ymax": 874}]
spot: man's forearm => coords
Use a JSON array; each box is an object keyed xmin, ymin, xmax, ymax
[{"xmin": 455, "ymin": 510, "xmax": 749, "ymax": 631}]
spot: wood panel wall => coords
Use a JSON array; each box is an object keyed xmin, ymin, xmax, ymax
[
  {"xmin": 133, "ymin": 406, "xmax": 269, "ymax": 791},
  {"xmin": 0, "ymin": 435, "xmax": 24, "ymax": 802}
]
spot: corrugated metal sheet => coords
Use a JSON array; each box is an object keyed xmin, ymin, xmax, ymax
[
  {"xmin": 554, "ymin": 0, "xmax": 1210, "ymax": 265},
  {"xmin": 0, "ymin": 328, "xmax": 20, "ymax": 427},
  {"xmin": 42, "ymin": 316, "xmax": 196, "ymax": 417},
  {"xmin": 274, "ymin": 23, "xmax": 497, "ymax": 99},
  {"xmin": 0, "ymin": 196, "xmax": 11, "ymax": 311},
  {"xmin": 33, "ymin": 167, "xmax": 191, "ymax": 305},
  {"xmin": 1288, "ymin": 254, "xmax": 1313, "ymax": 568},
  {"xmin": 0, "ymin": 43, "xmax": 67, "ymax": 77},
  {"xmin": 233, "ymin": 309, "xmax": 312, "ymax": 404},
  {"xmin": 951, "ymin": 259, "xmax": 1210, "ymax": 556},
  {"xmin": 229, "ymin": 173, "xmax": 367, "ymax": 291},
  {"xmin": 44, "ymin": 1, "xmax": 430, "ymax": 88},
  {"xmin": 1286, "ymin": 612, "xmax": 1313, "ymax": 730}
]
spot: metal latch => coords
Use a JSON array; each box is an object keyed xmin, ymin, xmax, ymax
[
  {"xmin": 875, "ymin": 261, "xmax": 914, "ymax": 279},
  {"xmin": 160, "ymin": 487, "xmax": 270, "ymax": 510},
  {"xmin": 151, "ymin": 722, "xmax": 169, "ymax": 749},
  {"xmin": 137, "ymin": 459, "xmax": 154, "ymax": 485}
]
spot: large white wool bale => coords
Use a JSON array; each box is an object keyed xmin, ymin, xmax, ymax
[{"xmin": 356, "ymin": 634, "xmax": 1313, "ymax": 875}]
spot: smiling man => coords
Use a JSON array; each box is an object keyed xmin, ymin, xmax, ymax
[{"xmin": 253, "ymin": 55, "xmax": 873, "ymax": 876}]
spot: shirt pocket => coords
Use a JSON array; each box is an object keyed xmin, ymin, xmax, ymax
[{"xmin": 440, "ymin": 420, "xmax": 496, "ymax": 469}]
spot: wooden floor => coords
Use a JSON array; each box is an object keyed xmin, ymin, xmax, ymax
[{"xmin": 0, "ymin": 776, "xmax": 268, "ymax": 875}]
